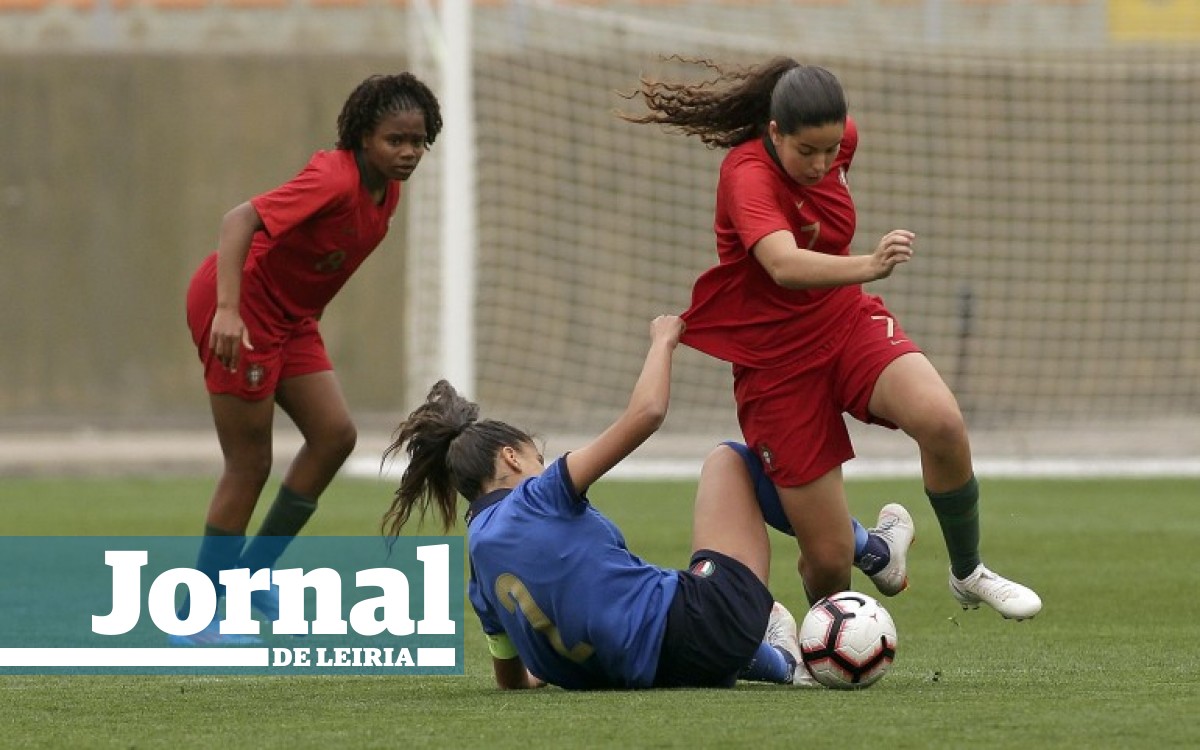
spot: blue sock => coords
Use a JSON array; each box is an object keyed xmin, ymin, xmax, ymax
[
  {"xmin": 739, "ymin": 642, "xmax": 796, "ymax": 684},
  {"xmin": 852, "ymin": 518, "xmax": 869, "ymax": 558},
  {"xmin": 853, "ymin": 516, "xmax": 891, "ymax": 576}
]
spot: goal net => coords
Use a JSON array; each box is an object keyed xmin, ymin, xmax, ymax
[{"xmin": 404, "ymin": 1, "xmax": 1200, "ymax": 465}]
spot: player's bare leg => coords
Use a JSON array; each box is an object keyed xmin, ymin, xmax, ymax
[
  {"xmin": 274, "ymin": 370, "xmax": 358, "ymax": 501},
  {"xmin": 691, "ymin": 444, "xmax": 772, "ymax": 583},
  {"xmin": 870, "ymin": 353, "xmax": 973, "ymax": 492},
  {"xmin": 206, "ymin": 393, "xmax": 276, "ymax": 533},
  {"xmin": 233, "ymin": 371, "xmax": 358, "ymax": 621},
  {"xmin": 170, "ymin": 393, "xmax": 275, "ymax": 644},
  {"xmin": 870, "ymin": 353, "xmax": 1041, "ymax": 620},
  {"xmin": 775, "ymin": 468, "xmax": 855, "ymax": 604},
  {"xmin": 692, "ymin": 444, "xmax": 805, "ymax": 686}
]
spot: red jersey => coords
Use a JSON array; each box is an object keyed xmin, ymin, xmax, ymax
[
  {"xmin": 681, "ymin": 118, "xmax": 863, "ymax": 369},
  {"xmin": 245, "ymin": 149, "xmax": 401, "ymax": 319}
]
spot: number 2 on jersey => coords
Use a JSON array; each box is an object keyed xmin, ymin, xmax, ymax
[{"xmin": 495, "ymin": 573, "xmax": 595, "ymax": 663}]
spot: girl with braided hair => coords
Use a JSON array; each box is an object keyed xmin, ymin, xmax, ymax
[
  {"xmin": 176, "ymin": 73, "xmax": 442, "ymax": 645},
  {"xmin": 621, "ymin": 57, "xmax": 1041, "ymax": 620}
]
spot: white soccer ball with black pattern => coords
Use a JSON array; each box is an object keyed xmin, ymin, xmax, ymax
[{"xmin": 799, "ymin": 591, "xmax": 897, "ymax": 689}]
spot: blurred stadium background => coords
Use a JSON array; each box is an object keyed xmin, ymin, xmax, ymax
[{"xmin": 1, "ymin": 0, "xmax": 1197, "ymax": 477}]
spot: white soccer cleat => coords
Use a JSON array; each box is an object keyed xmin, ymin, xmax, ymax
[
  {"xmin": 866, "ymin": 503, "xmax": 915, "ymax": 597},
  {"xmin": 949, "ymin": 564, "xmax": 1043, "ymax": 621},
  {"xmin": 765, "ymin": 601, "xmax": 801, "ymax": 663},
  {"xmin": 791, "ymin": 662, "xmax": 823, "ymax": 688},
  {"xmin": 765, "ymin": 602, "xmax": 822, "ymax": 688}
]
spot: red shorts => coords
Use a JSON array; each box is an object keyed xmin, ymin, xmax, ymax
[
  {"xmin": 185, "ymin": 254, "xmax": 333, "ymax": 400},
  {"xmin": 732, "ymin": 295, "xmax": 921, "ymax": 487}
]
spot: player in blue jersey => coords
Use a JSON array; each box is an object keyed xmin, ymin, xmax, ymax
[{"xmin": 383, "ymin": 315, "xmax": 911, "ymax": 690}]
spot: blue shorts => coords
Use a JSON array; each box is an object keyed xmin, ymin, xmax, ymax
[{"xmin": 722, "ymin": 441, "xmax": 794, "ymax": 537}]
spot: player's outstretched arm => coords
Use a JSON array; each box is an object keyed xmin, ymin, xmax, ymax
[{"xmin": 564, "ymin": 315, "xmax": 685, "ymax": 494}]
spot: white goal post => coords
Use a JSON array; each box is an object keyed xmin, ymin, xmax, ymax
[{"xmin": 406, "ymin": 0, "xmax": 477, "ymax": 404}]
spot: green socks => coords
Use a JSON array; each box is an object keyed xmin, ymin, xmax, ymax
[
  {"xmin": 255, "ymin": 485, "xmax": 318, "ymax": 537},
  {"xmin": 240, "ymin": 485, "xmax": 318, "ymax": 572},
  {"xmin": 926, "ymin": 475, "xmax": 982, "ymax": 580}
]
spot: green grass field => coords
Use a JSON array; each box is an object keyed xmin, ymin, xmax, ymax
[{"xmin": 2, "ymin": 475, "xmax": 1197, "ymax": 749}]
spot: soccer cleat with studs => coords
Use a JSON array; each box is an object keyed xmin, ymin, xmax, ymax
[
  {"xmin": 866, "ymin": 503, "xmax": 915, "ymax": 597},
  {"xmin": 949, "ymin": 563, "xmax": 1042, "ymax": 621}
]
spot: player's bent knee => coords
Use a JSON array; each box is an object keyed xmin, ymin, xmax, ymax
[
  {"xmin": 223, "ymin": 448, "xmax": 273, "ymax": 482},
  {"xmin": 915, "ymin": 407, "xmax": 968, "ymax": 451},
  {"xmin": 799, "ymin": 558, "xmax": 852, "ymax": 601},
  {"xmin": 315, "ymin": 420, "xmax": 358, "ymax": 461},
  {"xmin": 797, "ymin": 534, "xmax": 855, "ymax": 588},
  {"xmin": 807, "ymin": 546, "xmax": 855, "ymax": 574},
  {"xmin": 337, "ymin": 420, "xmax": 359, "ymax": 456},
  {"xmin": 701, "ymin": 443, "xmax": 743, "ymax": 474}
]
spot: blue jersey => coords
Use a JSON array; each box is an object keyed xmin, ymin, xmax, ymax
[{"xmin": 466, "ymin": 457, "xmax": 679, "ymax": 689}]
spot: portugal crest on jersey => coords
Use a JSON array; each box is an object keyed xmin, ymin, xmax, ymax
[
  {"xmin": 759, "ymin": 444, "xmax": 775, "ymax": 471},
  {"xmin": 245, "ymin": 364, "xmax": 266, "ymax": 390}
]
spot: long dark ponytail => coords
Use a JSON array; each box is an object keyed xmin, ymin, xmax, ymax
[
  {"xmin": 618, "ymin": 56, "xmax": 846, "ymax": 148},
  {"xmin": 382, "ymin": 380, "xmax": 534, "ymax": 536}
]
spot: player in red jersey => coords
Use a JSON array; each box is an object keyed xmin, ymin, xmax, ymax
[
  {"xmin": 175, "ymin": 73, "xmax": 442, "ymax": 645},
  {"xmin": 622, "ymin": 57, "xmax": 1041, "ymax": 620}
]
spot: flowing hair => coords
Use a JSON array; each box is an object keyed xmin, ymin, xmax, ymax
[
  {"xmin": 382, "ymin": 380, "xmax": 535, "ymax": 537},
  {"xmin": 618, "ymin": 56, "xmax": 847, "ymax": 148}
]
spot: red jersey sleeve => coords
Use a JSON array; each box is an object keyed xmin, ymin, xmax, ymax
[
  {"xmin": 720, "ymin": 156, "xmax": 791, "ymax": 258},
  {"xmin": 239, "ymin": 150, "xmax": 400, "ymax": 319},
  {"xmin": 250, "ymin": 153, "xmax": 355, "ymax": 240}
]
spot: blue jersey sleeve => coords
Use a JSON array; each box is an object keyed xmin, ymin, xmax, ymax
[
  {"xmin": 469, "ymin": 566, "xmax": 504, "ymax": 636},
  {"xmin": 517, "ymin": 457, "xmax": 588, "ymax": 518}
]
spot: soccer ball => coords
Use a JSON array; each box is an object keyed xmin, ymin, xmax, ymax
[{"xmin": 799, "ymin": 591, "xmax": 897, "ymax": 689}]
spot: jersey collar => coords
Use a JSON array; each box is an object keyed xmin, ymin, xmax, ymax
[
  {"xmin": 762, "ymin": 133, "xmax": 786, "ymax": 174},
  {"xmin": 465, "ymin": 488, "xmax": 512, "ymax": 526}
]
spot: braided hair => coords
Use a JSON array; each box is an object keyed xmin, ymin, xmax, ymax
[
  {"xmin": 336, "ymin": 72, "xmax": 443, "ymax": 151},
  {"xmin": 382, "ymin": 380, "xmax": 536, "ymax": 535},
  {"xmin": 618, "ymin": 56, "xmax": 846, "ymax": 149}
]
